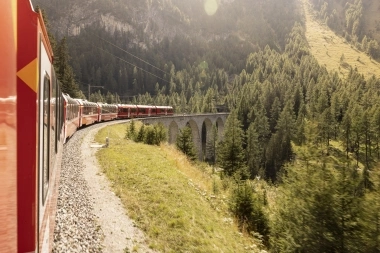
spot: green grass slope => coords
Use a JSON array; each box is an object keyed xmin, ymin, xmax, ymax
[
  {"xmin": 303, "ymin": 0, "xmax": 380, "ymax": 80},
  {"xmin": 94, "ymin": 123, "xmax": 262, "ymax": 253}
]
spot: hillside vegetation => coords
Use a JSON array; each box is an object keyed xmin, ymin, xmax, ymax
[
  {"xmin": 94, "ymin": 123, "xmax": 264, "ymax": 252},
  {"xmin": 303, "ymin": 0, "xmax": 380, "ymax": 80}
]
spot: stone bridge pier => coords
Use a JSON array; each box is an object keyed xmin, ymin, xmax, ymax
[{"xmin": 140, "ymin": 113, "xmax": 229, "ymax": 160}]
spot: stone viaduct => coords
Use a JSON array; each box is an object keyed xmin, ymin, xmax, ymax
[{"xmin": 139, "ymin": 113, "xmax": 229, "ymax": 160}]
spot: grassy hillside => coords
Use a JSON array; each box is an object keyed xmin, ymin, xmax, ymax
[
  {"xmin": 94, "ymin": 123, "xmax": 263, "ymax": 252},
  {"xmin": 303, "ymin": 0, "xmax": 380, "ymax": 80}
]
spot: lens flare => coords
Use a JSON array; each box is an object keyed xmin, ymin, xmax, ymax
[{"xmin": 204, "ymin": 0, "xmax": 218, "ymax": 16}]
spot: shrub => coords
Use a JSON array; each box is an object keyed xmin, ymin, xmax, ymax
[{"xmin": 229, "ymin": 182, "xmax": 269, "ymax": 245}]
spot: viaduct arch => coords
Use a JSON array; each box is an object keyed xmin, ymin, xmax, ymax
[{"xmin": 140, "ymin": 113, "xmax": 228, "ymax": 160}]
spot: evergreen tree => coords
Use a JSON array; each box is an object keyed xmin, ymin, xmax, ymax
[
  {"xmin": 218, "ymin": 110, "xmax": 246, "ymax": 177},
  {"xmin": 265, "ymin": 102, "xmax": 295, "ymax": 181},
  {"xmin": 246, "ymin": 123, "xmax": 262, "ymax": 178},
  {"xmin": 341, "ymin": 112, "xmax": 352, "ymax": 159},
  {"xmin": 229, "ymin": 182, "xmax": 269, "ymax": 245},
  {"xmin": 176, "ymin": 126, "xmax": 197, "ymax": 161},
  {"xmin": 333, "ymin": 163, "xmax": 364, "ymax": 253},
  {"xmin": 269, "ymin": 97, "xmax": 281, "ymax": 133},
  {"xmin": 153, "ymin": 123, "xmax": 167, "ymax": 145},
  {"xmin": 55, "ymin": 37, "xmax": 81, "ymax": 97},
  {"xmin": 136, "ymin": 124, "xmax": 145, "ymax": 142},
  {"xmin": 144, "ymin": 125, "xmax": 156, "ymax": 145},
  {"xmin": 125, "ymin": 120, "xmax": 136, "ymax": 140},
  {"xmin": 362, "ymin": 171, "xmax": 380, "ymax": 252}
]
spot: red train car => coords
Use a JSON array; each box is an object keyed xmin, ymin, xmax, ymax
[
  {"xmin": 98, "ymin": 103, "xmax": 118, "ymax": 121},
  {"xmin": 63, "ymin": 93, "xmax": 80, "ymax": 140},
  {"xmin": 155, "ymin": 105, "xmax": 174, "ymax": 116},
  {"xmin": 76, "ymin": 99, "xmax": 99, "ymax": 126},
  {"xmin": 136, "ymin": 105, "xmax": 155, "ymax": 117},
  {"xmin": 17, "ymin": 1, "xmax": 64, "ymax": 252},
  {"xmin": 117, "ymin": 104, "xmax": 138, "ymax": 119}
]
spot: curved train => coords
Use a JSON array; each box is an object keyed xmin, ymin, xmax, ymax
[
  {"xmin": 62, "ymin": 96, "xmax": 173, "ymax": 141},
  {"xmin": 0, "ymin": 1, "xmax": 172, "ymax": 252}
]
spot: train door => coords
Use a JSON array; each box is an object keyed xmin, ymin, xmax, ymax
[{"xmin": 38, "ymin": 33, "xmax": 52, "ymax": 252}]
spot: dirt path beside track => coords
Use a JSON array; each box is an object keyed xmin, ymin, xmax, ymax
[{"xmin": 81, "ymin": 122, "xmax": 156, "ymax": 253}]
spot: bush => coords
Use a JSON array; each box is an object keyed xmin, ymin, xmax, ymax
[
  {"xmin": 143, "ymin": 123, "xmax": 167, "ymax": 145},
  {"xmin": 144, "ymin": 125, "xmax": 156, "ymax": 145},
  {"xmin": 176, "ymin": 126, "xmax": 197, "ymax": 160},
  {"xmin": 229, "ymin": 182, "xmax": 269, "ymax": 245},
  {"xmin": 135, "ymin": 124, "xmax": 145, "ymax": 142},
  {"xmin": 125, "ymin": 120, "xmax": 136, "ymax": 140}
]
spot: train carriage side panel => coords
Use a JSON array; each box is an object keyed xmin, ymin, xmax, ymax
[
  {"xmin": 98, "ymin": 103, "xmax": 117, "ymax": 121},
  {"xmin": 97, "ymin": 102, "xmax": 102, "ymax": 122},
  {"xmin": 17, "ymin": 1, "xmax": 39, "ymax": 251},
  {"xmin": 75, "ymin": 99, "xmax": 98, "ymax": 125},
  {"xmin": 136, "ymin": 105, "xmax": 154, "ymax": 118},
  {"xmin": 167, "ymin": 106, "xmax": 174, "ymax": 116},
  {"xmin": 18, "ymin": 2, "xmax": 63, "ymax": 252},
  {"xmin": 62, "ymin": 94, "xmax": 79, "ymax": 141},
  {"xmin": 37, "ymin": 10, "xmax": 62, "ymax": 253},
  {"xmin": 76, "ymin": 99, "xmax": 84, "ymax": 127},
  {"xmin": 0, "ymin": 1, "xmax": 17, "ymax": 251},
  {"xmin": 117, "ymin": 104, "xmax": 137, "ymax": 119}
]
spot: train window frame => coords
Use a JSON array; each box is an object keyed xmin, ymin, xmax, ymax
[
  {"xmin": 54, "ymin": 77, "xmax": 59, "ymax": 153},
  {"xmin": 40, "ymin": 72, "xmax": 51, "ymax": 204}
]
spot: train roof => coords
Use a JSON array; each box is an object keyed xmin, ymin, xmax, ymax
[{"xmin": 75, "ymin": 99, "xmax": 98, "ymax": 106}]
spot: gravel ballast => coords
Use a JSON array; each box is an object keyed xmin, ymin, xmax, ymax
[{"xmin": 53, "ymin": 122, "xmax": 154, "ymax": 253}]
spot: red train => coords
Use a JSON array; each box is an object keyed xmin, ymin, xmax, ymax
[
  {"xmin": 61, "ymin": 97, "xmax": 173, "ymax": 142},
  {"xmin": 0, "ymin": 1, "xmax": 173, "ymax": 252}
]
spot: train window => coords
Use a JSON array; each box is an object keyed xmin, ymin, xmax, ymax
[
  {"xmin": 54, "ymin": 78, "xmax": 59, "ymax": 153},
  {"xmin": 40, "ymin": 73, "xmax": 50, "ymax": 204}
]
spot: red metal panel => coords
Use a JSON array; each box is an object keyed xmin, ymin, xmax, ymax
[{"xmin": 17, "ymin": 0, "xmax": 39, "ymax": 251}]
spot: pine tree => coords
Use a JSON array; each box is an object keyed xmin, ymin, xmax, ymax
[
  {"xmin": 246, "ymin": 123, "xmax": 262, "ymax": 178},
  {"xmin": 218, "ymin": 110, "xmax": 246, "ymax": 177},
  {"xmin": 176, "ymin": 126, "xmax": 197, "ymax": 160},
  {"xmin": 136, "ymin": 124, "xmax": 145, "ymax": 142},
  {"xmin": 125, "ymin": 120, "xmax": 136, "ymax": 140},
  {"xmin": 269, "ymin": 97, "xmax": 281, "ymax": 133},
  {"xmin": 55, "ymin": 37, "xmax": 81, "ymax": 97},
  {"xmin": 333, "ymin": 163, "xmax": 364, "ymax": 253}
]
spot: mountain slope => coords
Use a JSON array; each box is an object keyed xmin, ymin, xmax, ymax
[
  {"xmin": 32, "ymin": 0, "xmax": 302, "ymax": 98},
  {"xmin": 303, "ymin": 0, "xmax": 380, "ymax": 80}
]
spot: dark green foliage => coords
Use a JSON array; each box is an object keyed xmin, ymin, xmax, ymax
[
  {"xmin": 135, "ymin": 124, "xmax": 145, "ymax": 143},
  {"xmin": 144, "ymin": 125, "xmax": 156, "ymax": 145},
  {"xmin": 55, "ymin": 37, "xmax": 82, "ymax": 98},
  {"xmin": 218, "ymin": 110, "xmax": 246, "ymax": 178},
  {"xmin": 246, "ymin": 124, "xmax": 262, "ymax": 178},
  {"xmin": 152, "ymin": 123, "xmax": 167, "ymax": 145},
  {"xmin": 229, "ymin": 182, "xmax": 269, "ymax": 245},
  {"xmin": 270, "ymin": 161, "xmax": 365, "ymax": 253},
  {"xmin": 125, "ymin": 120, "xmax": 136, "ymax": 140},
  {"xmin": 176, "ymin": 126, "xmax": 197, "ymax": 161},
  {"xmin": 126, "ymin": 122, "xmax": 167, "ymax": 145}
]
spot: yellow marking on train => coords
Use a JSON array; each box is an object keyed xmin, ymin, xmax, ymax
[{"xmin": 17, "ymin": 58, "xmax": 39, "ymax": 93}]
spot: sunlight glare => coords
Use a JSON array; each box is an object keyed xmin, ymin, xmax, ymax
[{"xmin": 204, "ymin": 0, "xmax": 218, "ymax": 16}]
